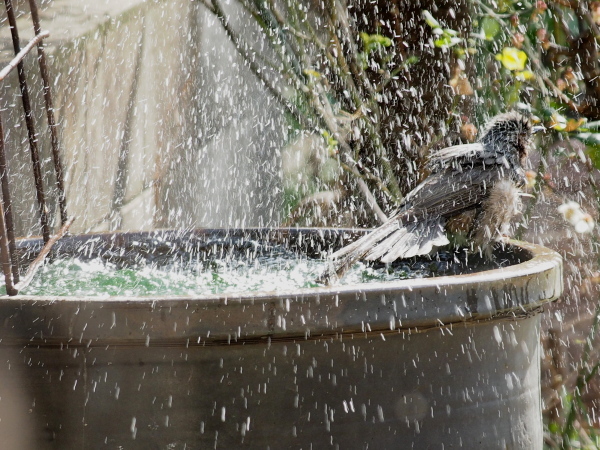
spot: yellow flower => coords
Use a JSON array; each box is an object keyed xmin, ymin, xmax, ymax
[
  {"xmin": 304, "ymin": 69, "xmax": 322, "ymax": 79},
  {"xmin": 515, "ymin": 70, "xmax": 534, "ymax": 81},
  {"xmin": 495, "ymin": 47, "xmax": 528, "ymax": 71}
]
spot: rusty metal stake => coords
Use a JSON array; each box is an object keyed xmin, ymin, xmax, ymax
[
  {"xmin": 4, "ymin": 0, "xmax": 50, "ymax": 243},
  {"xmin": 0, "ymin": 199, "xmax": 15, "ymax": 295},
  {"xmin": 0, "ymin": 114, "xmax": 19, "ymax": 283},
  {"xmin": 0, "ymin": 115, "xmax": 15, "ymax": 295},
  {"xmin": 28, "ymin": 0, "xmax": 68, "ymax": 226},
  {"xmin": 0, "ymin": 113, "xmax": 15, "ymax": 295}
]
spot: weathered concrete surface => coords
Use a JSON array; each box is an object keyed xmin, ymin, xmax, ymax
[
  {"xmin": 4, "ymin": 1, "xmax": 145, "ymax": 39},
  {"xmin": 0, "ymin": 0, "xmax": 285, "ymax": 236}
]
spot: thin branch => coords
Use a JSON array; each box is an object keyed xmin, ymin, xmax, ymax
[
  {"xmin": 548, "ymin": 1, "xmax": 576, "ymax": 42},
  {"xmin": 251, "ymin": 0, "xmax": 304, "ymax": 78},
  {"xmin": 327, "ymin": 3, "xmax": 403, "ymax": 202},
  {"xmin": 552, "ymin": 0, "xmax": 578, "ymax": 8},
  {"xmin": 264, "ymin": 0, "xmax": 288, "ymax": 30},
  {"xmin": 196, "ymin": 0, "xmax": 216, "ymax": 13},
  {"xmin": 341, "ymin": 162, "xmax": 393, "ymax": 198},
  {"xmin": 341, "ymin": 163, "xmax": 387, "ymax": 223},
  {"xmin": 208, "ymin": 0, "xmax": 394, "ymax": 218},
  {"xmin": 0, "ymin": 30, "xmax": 50, "ymax": 81},
  {"xmin": 13, "ymin": 217, "xmax": 75, "ymax": 292},
  {"xmin": 209, "ymin": 0, "xmax": 310, "ymax": 129},
  {"xmin": 248, "ymin": 3, "xmax": 391, "ymax": 218},
  {"xmin": 332, "ymin": 0, "xmax": 377, "ymax": 99},
  {"xmin": 296, "ymin": 10, "xmax": 359, "ymax": 114}
]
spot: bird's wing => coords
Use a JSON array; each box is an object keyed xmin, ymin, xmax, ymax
[
  {"xmin": 402, "ymin": 165, "xmax": 499, "ymax": 221},
  {"xmin": 386, "ymin": 144, "xmax": 486, "ymax": 218},
  {"xmin": 328, "ymin": 166, "xmax": 497, "ymax": 262},
  {"xmin": 427, "ymin": 143, "xmax": 483, "ymax": 168}
]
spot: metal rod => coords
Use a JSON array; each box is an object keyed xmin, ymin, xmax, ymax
[
  {"xmin": 0, "ymin": 114, "xmax": 19, "ymax": 283},
  {"xmin": 14, "ymin": 216, "xmax": 74, "ymax": 292},
  {"xmin": 0, "ymin": 200, "xmax": 15, "ymax": 295},
  {"xmin": 28, "ymin": 0, "xmax": 68, "ymax": 226},
  {"xmin": 0, "ymin": 30, "xmax": 49, "ymax": 81},
  {"xmin": 4, "ymin": 0, "xmax": 50, "ymax": 243},
  {"xmin": 0, "ymin": 121, "xmax": 15, "ymax": 295}
]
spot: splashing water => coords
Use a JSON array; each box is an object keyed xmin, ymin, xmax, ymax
[{"xmin": 5, "ymin": 253, "xmax": 451, "ymax": 297}]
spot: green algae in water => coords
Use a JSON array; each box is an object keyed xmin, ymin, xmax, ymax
[{"xmin": 6, "ymin": 255, "xmax": 430, "ymax": 297}]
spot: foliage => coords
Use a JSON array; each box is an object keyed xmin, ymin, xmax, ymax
[
  {"xmin": 464, "ymin": 2, "xmax": 600, "ymax": 448},
  {"xmin": 198, "ymin": 1, "xmax": 600, "ymax": 445},
  {"xmin": 200, "ymin": 0, "xmax": 463, "ymax": 227},
  {"xmin": 198, "ymin": 0, "xmax": 600, "ymax": 222}
]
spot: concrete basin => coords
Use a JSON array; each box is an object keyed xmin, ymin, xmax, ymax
[{"xmin": 0, "ymin": 228, "xmax": 562, "ymax": 448}]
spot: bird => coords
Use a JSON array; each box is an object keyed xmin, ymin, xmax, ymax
[{"xmin": 320, "ymin": 111, "xmax": 544, "ymax": 283}]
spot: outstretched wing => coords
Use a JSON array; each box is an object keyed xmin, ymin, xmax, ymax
[{"xmin": 401, "ymin": 164, "xmax": 500, "ymax": 221}]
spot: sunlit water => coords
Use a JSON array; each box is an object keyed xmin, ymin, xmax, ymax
[{"xmin": 3, "ymin": 253, "xmax": 445, "ymax": 297}]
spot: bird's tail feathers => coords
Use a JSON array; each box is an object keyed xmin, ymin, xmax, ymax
[
  {"xmin": 368, "ymin": 220, "xmax": 449, "ymax": 263},
  {"xmin": 318, "ymin": 219, "xmax": 449, "ymax": 284},
  {"xmin": 328, "ymin": 220, "xmax": 400, "ymax": 260}
]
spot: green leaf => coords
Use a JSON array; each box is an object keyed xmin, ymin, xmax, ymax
[
  {"xmin": 584, "ymin": 143, "xmax": 600, "ymax": 169},
  {"xmin": 369, "ymin": 34, "xmax": 392, "ymax": 47},
  {"xmin": 506, "ymin": 82, "xmax": 522, "ymax": 106},
  {"xmin": 434, "ymin": 35, "xmax": 453, "ymax": 48},
  {"xmin": 577, "ymin": 132, "xmax": 600, "ymax": 146},
  {"xmin": 481, "ymin": 17, "xmax": 501, "ymax": 40},
  {"xmin": 497, "ymin": 0, "xmax": 511, "ymax": 12},
  {"xmin": 404, "ymin": 55, "xmax": 419, "ymax": 66},
  {"xmin": 360, "ymin": 32, "xmax": 392, "ymax": 54},
  {"xmin": 434, "ymin": 31, "xmax": 462, "ymax": 49},
  {"xmin": 422, "ymin": 10, "xmax": 441, "ymax": 29},
  {"xmin": 548, "ymin": 422, "xmax": 560, "ymax": 434},
  {"xmin": 321, "ymin": 130, "xmax": 338, "ymax": 155}
]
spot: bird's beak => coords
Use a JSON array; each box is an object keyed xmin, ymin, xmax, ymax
[{"xmin": 531, "ymin": 125, "xmax": 546, "ymax": 134}]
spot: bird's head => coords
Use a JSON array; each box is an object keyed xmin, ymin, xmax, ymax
[{"xmin": 479, "ymin": 111, "xmax": 543, "ymax": 164}]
